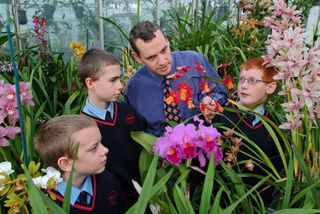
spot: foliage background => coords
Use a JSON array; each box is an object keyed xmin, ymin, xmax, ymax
[{"xmin": 1, "ymin": 0, "xmax": 320, "ymax": 213}]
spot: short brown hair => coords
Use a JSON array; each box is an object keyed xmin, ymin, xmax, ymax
[
  {"xmin": 129, "ymin": 21, "xmax": 167, "ymax": 56},
  {"xmin": 78, "ymin": 49, "xmax": 120, "ymax": 87},
  {"xmin": 34, "ymin": 115, "xmax": 97, "ymax": 169},
  {"xmin": 240, "ymin": 57, "xmax": 277, "ymax": 82}
]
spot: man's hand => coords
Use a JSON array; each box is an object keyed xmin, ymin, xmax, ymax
[{"xmin": 200, "ymin": 96, "xmax": 217, "ymax": 123}]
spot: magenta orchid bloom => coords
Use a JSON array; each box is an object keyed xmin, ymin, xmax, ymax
[
  {"xmin": 19, "ymin": 82, "xmax": 35, "ymax": 106},
  {"xmin": 0, "ymin": 81, "xmax": 33, "ymax": 147},
  {"xmin": 166, "ymin": 145, "xmax": 182, "ymax": 165},
  {"xmin": 153, "ymin": 116, "xmax": 223, "ymax": 167},
  {"xmin": 0, "ymin": 83, "xmax": 16, "ymax": 101},
  {"xmin": 5, "ymin": 126, "xmax": 20, "ymax": 139}
]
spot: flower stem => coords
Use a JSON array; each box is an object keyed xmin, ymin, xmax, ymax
[{"xmin": 186, "ymin": 159, "xmax": 191, "ymax": 168}]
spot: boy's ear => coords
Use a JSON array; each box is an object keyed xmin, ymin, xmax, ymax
[
  {"xmin": 266, "ymin": 81, "xmax": 277, "ymax": 95},
  {"xmin": 57, "ymin": 156, "xmax": 73, "ymax": 172},
  {"xmin": 131, "ymin": 51, "xmax": 142, "ymax": 64},
  {"xmin": 85, "ymin": 77, "xmax": 94, "ymax": 91}
]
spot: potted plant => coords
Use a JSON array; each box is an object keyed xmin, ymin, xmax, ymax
[
  {"xmin": 70, "ymin": 0, "xmax": 85, "ymax": 19},
  {"xmin": 42, "ymin": 0, "xmax": 57, "ymax": 19},
  {"xmin": 17, "ymin": 9, "xmax": 27, "ymax": 25}
]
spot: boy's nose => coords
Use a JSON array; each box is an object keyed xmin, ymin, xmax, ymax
[
  {"xmin": 117, "ymin": 80, "xmax": 123, "ymax": 90},
  {"xmin": 240, "ymin": 81, "xmax": 249, "ymax": 88},
  {"xmin": 102, "ymin": 145, "xmax": 109, "ymax": 155}
]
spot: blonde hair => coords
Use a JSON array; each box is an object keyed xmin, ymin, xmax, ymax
[{"xmin": 34, "ymin": 115, "xmax": 97, "ymax": 169}]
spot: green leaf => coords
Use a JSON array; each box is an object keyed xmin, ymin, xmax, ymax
[
  {"xmin": 282, "ymin": 154, "xmax": 293, "ymax": 209},
  {"xmin": 138, "ymin": 149, "xmax": 154, "ymax": 182},
  {"xmin": 23, "ymin": 164, "xmax": 48, "ymax": 213},
  {"xmin": 0, "ymin": 34, "xmax": 10, "ymax": 45},
  {"xmin": 39, "ymin": 191, "xmax": 67, "ymax": 214},
  {"xmin": 199, "ymin": 152, "xmax": 216, "ymax": 214},
  {"xmin": 173, "ymin": 184, "xmax": 195, "ymax": 214},
  {"xmin": 132, "ymin": 155, "xmax": 159, "ymax": 213},
  {"xmin": 221, "ymin": 176, "xmax": 269, "ymax": 214},
  {"xmin": 131, "ymin": 131, "xmax": 156, "ymax": 154},
  {"xmin": 219, "ymin": 161, "xmax": 252, "ymax": 213},
  {"xmin": 211, "ymin": 186, "xmax": 224, "ymax": 214},
  {"xmin": 272, "ymin": 209, "xmax": 320, "ymax": 214},
  {"xmin": 290, "ymin": 182, "xmax": 320, "ymax": 207},
  {"xmin": 62, "ymin": 143, "xmax": 79, "ymax": 212},
  {"xmin": 126, "ymin": 167, "xmax": 173, "ymax": 214},
  {"xmin": 101, "ymin": 17, "xmax": 129, "ymax": 41},
  {"xmin": 292, "ymin": 144, "xmax": 320, "ymax": 208}
]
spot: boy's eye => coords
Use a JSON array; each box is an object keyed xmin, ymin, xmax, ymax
[
  {"xmin": 110, "ymin": 77, "xmax": 119, "ymax": 82},
  {"xmin": 239, "ymin": 77, "xmax": 261, "ymax": 85},
  {"xmin": 247, "ymin": 77, "xmax": 257, "ymax": 85},
  {"xmin": 89, "ymin": 144, "xmax": 98, "ymax": 152}
]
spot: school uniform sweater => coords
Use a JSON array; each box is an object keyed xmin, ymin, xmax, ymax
[
  {"xmin": 47, "ymin": 171, "xmax": 128, "ymax": 214},
  {"xmin": 214, "ymin": 103, "xmax": 283, "ymax": 205},
  {"xmin": 81, "ymin": 102, "xmax": 144, "ymax": 206}
]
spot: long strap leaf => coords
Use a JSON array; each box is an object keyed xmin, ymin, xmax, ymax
[{"xmin": 199, "ymin": 152, "xmax": 216, "ymax": 213}]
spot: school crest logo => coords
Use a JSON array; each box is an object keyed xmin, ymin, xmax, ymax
[
  {"xmin": 108, "ymin": 190, "xmax": 118, "ymax": 205},
  {"xmin": 126, "ymin": 114, "xmax": 136, "ymax": 124}
]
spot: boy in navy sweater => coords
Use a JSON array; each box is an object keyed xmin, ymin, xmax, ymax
[
  {"xmin": 34, "ymin": 115, "xmax": 128, "ymax": 213},
  {"xmin": 214, "ymin": 57, "xmax": 282, "ymax": 206},
  {"xmin": 78, "ymin": 49, "xmax": 144, "ymax": 207}
]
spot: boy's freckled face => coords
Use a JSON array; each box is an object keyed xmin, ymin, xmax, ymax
[
  {"xmin": 237, "ymin": 68, "xmax": 269, "ymax": 109},
  {"xmin": 91, "ymin": 64, "xmax": 123, "ymax": 107},
  {"xmin": 72, "ymin": 126, "xmax": 108, "ymax": 176}
]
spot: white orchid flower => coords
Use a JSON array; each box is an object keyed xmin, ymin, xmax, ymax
[
  {"xmin": 0, "ymin": 161, "xmax": 14, "ymax": 176},
  {"xmin": 33, "ymin": 176, "xmax": 49, "ymax": 189},
  {"xmin": 41, "ymin": 166, "xmax": 63, "ymax": 185}
]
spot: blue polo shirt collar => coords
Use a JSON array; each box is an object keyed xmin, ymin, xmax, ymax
[
  {"xmin": 57, "ymin": 176, "xmax": 93, "ymax": 205},
  {"xmin": 237, "ymin": 101, "xmax": 265, "ymax": 126},
  {"xmin": 83, "ymin": 99, "xmax": 114, "ymax": 120}
]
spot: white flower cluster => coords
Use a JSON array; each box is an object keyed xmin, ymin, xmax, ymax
[
  {"xmin": 33, "ymin": 166, "xmax": 63, "ymax": 189},
  {"xmin": 0, "ymin": 161, "xmax": 63, "ymax": 190},
  {"xmin": 0, "ymin": 61, "xmax": 13, "ymax": 72},
  {"xmin": 0, "ymin": 161, "xmax": 14, "ymax": 191}
]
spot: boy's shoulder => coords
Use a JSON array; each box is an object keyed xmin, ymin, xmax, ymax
[
  {"xmin": 95, "ymin": 171, "xmax": 123, "ymax": 193},
  {"xmin": 44, "ymin": 172, "xmax": 125, "ymax": 211},
  {"xmin": 95, "ymin": 170, "xmax": 118, "ymax": 183},
  {"xmin": 114, "ymin": 101, "xmax": 138, "ymax": 115}
]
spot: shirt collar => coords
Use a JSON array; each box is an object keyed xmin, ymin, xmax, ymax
[
  {"xmin": 145, "ymin": 62, "xmax": 175, "ymax": 87},
  {"xmin": 83, "ymin": 99, "xmax": 114, "ymax": 120},
  {"xmin": 237, "ymin": 101, "xmax": 265, "ymax": 126},
  {"xmin": 57, "ymin": 176, "xmax": 93, "ymax": 205}
]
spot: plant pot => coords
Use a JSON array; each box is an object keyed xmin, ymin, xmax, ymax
[
  {"xmin": 73, "ymin": 6, "xmax": 84, "ymax": 19},
  {"xmin": 18, "ymin": 9, "xmax": 27, "ymax": 25},
  {"xmin": 43, "ymin": 4, "xmax": 56, "ymax": 19}
]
